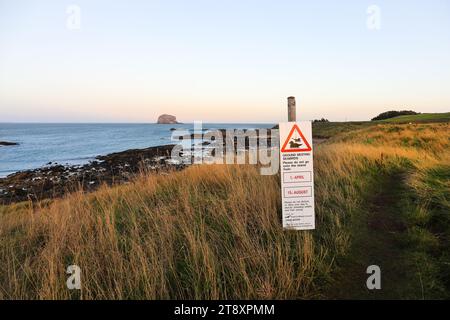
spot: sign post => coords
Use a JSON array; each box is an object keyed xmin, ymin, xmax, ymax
[{"xmin": 279, "ymin": 116, "xmax": 315, "ymax": 230}]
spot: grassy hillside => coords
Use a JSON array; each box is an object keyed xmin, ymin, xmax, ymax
[
  {"xmin": 380, "ymin": 112, "xmax": 450, "ymax": 123},
  {"xmin": 312, "ymin": 121, "xmax": 373, "ymax": 138},
  {"xmin": 311, "ymin": 112, "xmax": 449, "ymax": 138},
  {"xmin": 0, "ymin": 122, "xmax": 449, "ymax": 299},
  {"xmin": 324, "ymin": 122, "xmax": 450, "ymax": 298}
]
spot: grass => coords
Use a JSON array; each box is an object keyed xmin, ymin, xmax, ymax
[
  {"xmin": 312, "ymin": 112, "xmax": 449, "ymax": 138},
  {"xmin": 0, "ymin": 159, "xmax": 358, "ymax": 299},
  {"xmin": 0, "ymin": 122, "xmax": 449, "ymax": 299},
  {"xmin": 323, "ymin": 122, "xmax": 450, "ymax": 299},
  {"xmin": 312, "ymin": 121, "xmax": 374, "ymax": 138},
  {"xmin": 331, "ymin": 122, "xmax": 449, "ymax": 154},
  {"xmin": 400, "ymin": 164, "xmax": 450, "ymax": 298},
  {"xmin": 380, "ymin": 112, "xmax": 450, "ymax": 123}
]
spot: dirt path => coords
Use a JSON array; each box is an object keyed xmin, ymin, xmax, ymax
[{"xmin": 324, "ymin": 171, "xmax": 422, "ymax": 299}]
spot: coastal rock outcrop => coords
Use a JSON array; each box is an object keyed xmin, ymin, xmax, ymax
[
  {"xmin": 157, "ymin": 114, "xmax": 179, "ymax": 124},
  {"xmin": 0, "ymin": 127, "xmax": 280, "ymax": 204},
  {"xmin": 0, "ymin": 141, "xmax": 18, "ymax": 146},
  {"xmin": 0, "ymin": 144, "xmax": 183, "ymax": 204}
]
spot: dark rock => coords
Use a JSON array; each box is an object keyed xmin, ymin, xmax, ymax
[
  {"xmin": 0, "ymin": 141, "xmax": 18, "ymax": 146},
  {"xmin": 0, "ymin": 144, "xmax": 184, "ymax": 205}
]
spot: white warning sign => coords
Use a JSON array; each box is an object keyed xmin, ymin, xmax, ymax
[{"xmin": 279, "ymin": 121, "xmax": 315, "ymax": 230}]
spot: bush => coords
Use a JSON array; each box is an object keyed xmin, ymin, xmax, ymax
[
  {"xmin": 313, "ymin": 118, "xmax": 329, "ymax": 123},
  {"xmin": 371, "ymin": 110, "xmax": 419, "ymax": 121}
]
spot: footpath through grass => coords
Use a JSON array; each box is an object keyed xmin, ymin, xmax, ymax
[
  {"xmin": 322, "ymin": 123, "xmax": 450, "ymax": 298},
  {"xmin": 323, "ymin": 165, "xmax": 449, "ymax": 299}
]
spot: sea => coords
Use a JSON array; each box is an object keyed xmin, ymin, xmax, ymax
[{"xmin": 0, "ymin": 123, "xmax": 274, "ymax": 177}]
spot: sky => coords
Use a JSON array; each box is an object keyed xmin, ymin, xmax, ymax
[{"xmin": 0, "ymin": 0, "xmax": 449, "ymax": 123}]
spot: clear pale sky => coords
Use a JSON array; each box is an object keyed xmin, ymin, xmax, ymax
[{"xmin": 1, "ymin": 0, "xmax": 449, "ymax": 123}]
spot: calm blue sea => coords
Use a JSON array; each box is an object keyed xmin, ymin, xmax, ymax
[{"xmin": 0, "ymin": 123, "xmax": 274, "ymax": 177}]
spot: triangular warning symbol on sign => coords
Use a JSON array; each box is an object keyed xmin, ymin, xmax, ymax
[{"xmin": 281, "ymin": 124, "xmax": 312, "ymax": 152}]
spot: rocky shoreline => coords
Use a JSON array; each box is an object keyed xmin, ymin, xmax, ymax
[
  {"xmin": 0, "ymin": 144, "xmax": 184, "ymax": 205},
  {"xmin": 0, "ymin": 128, "xmax": 283, "ymax": 205}
]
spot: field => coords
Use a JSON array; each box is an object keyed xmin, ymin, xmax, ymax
[
  {"xmin": 380, "ymin": 112, "xmax": 450, "ymax": 123},
  {"xmin": 311, "ymin": 112, "xmax": 450, "ymax": 138},
  {"xmin": 0, "ymin": 121, "xmax": 449, "ymax": 299}
]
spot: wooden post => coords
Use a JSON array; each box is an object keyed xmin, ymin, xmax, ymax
[{"xmin": 288, "ymin": 96, "xmax": 296, "ymax": 122}]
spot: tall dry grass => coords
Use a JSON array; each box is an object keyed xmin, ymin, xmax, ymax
[
  {"xmin": 333, "ymin": 122, "xmax": 449, "ymax": 156},
  {"xmin": 0, "ymin": 156, "xmax": 360, "ymax": 299},
  {"xmin": 0, "ymin": 122, "xmax": 448, "ymax": 299}
]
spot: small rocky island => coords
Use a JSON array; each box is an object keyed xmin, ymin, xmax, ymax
[{"xmin": 157, "ymin": 114, "xmax": 179, "ymax": 124}]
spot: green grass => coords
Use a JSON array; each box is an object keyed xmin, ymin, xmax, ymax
[
  {"xmin": 380, "ymin": 112, "xmax": 450, "ymax": 123},
  {"xmin": 320, "ymin": 122, "xmax": 450, "ymax": 299},
  {"xmin": 401, "ymin": 165, "xmax": 450, "ymax": 298},
  {"xmin": 312, "ymin": 121, "xmax": 374, "ymax": 138},
  {"xmin": 312, "ymin": 112, "xmax": 449, "ymax": 140}
]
